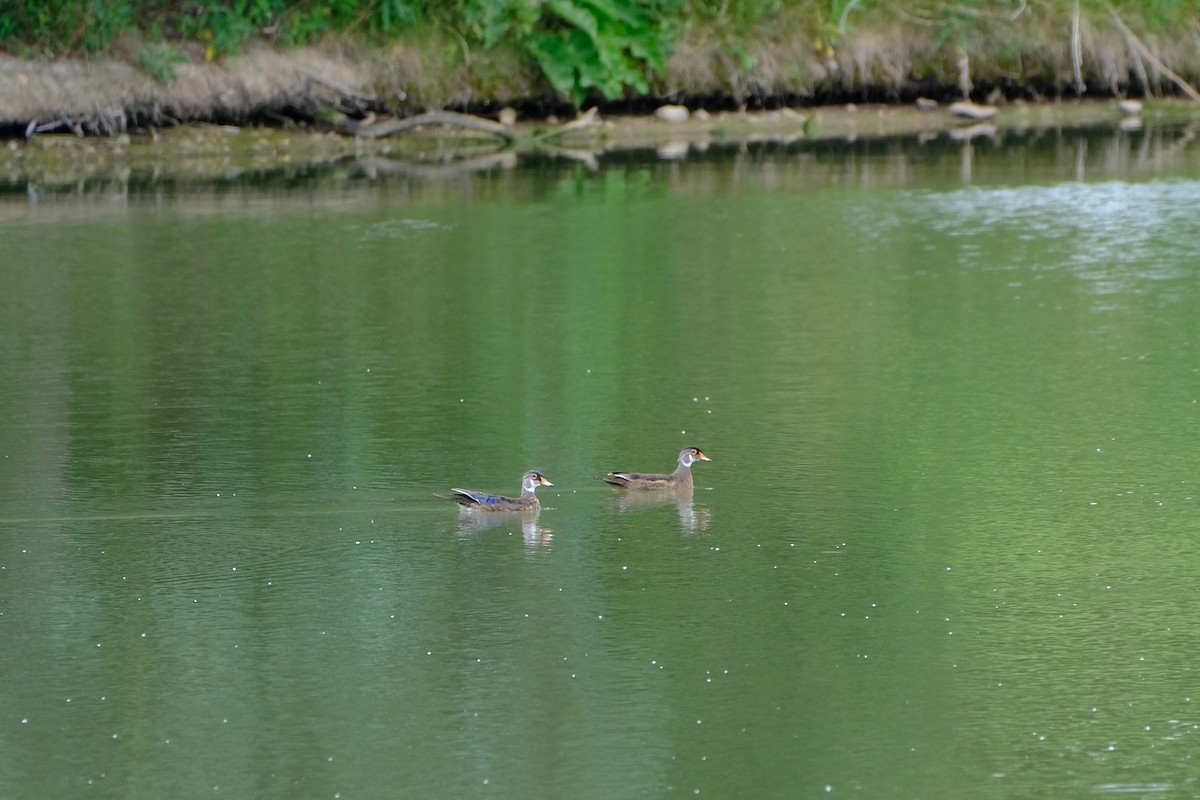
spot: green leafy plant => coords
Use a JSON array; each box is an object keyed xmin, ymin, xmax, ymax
[
  {"xmin": 137, "ymin": 42, "xmax": 186, "ymax": 83},
  {"xmin": 459, "ymin": 0, "xmax": 669, "ymax": 105}
]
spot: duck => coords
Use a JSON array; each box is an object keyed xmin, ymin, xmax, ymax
[
  {"xmin": 599, "ymin": 446, "xmax": 711, "ymax": 491},
  {"xmin": 440, "ymin": 470, "xmax": 553, "ymax": 512}
]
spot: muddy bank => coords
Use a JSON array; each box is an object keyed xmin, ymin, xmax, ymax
[
  {"xmin": 4, "ymin": 10, "xmax": 1200, "ymax": 140},
  {"xmin": 3, "ymin": 22, "xmax": 1200, "ymax": 188},
  {"xmin": 5, "ymin": 97, "xmax": 1194, "ymax": 192}
]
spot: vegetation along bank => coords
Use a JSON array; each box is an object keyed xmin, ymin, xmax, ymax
[{"xmin": 1, "ymin": 0, "xmax": 1199, "ymax": 137}]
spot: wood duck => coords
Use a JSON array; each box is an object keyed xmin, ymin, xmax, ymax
[
  {"xmin": 441, "ymin": 470, "xmax": 553, "ymax": 511},
  {"xmin": 600, "ymin": 446, "xmax": 711, "ymax": 491}
]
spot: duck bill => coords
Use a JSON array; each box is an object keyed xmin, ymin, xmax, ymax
[
  {"xmin": 539, "ymin": 476, "xmax": 555, "ymax": 487},
  {"xmin": 696, "ymin": 451, "xmax": 711, "ymax": 462}
]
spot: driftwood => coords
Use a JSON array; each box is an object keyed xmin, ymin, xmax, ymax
[
  {"xmin": 347, "ymin": 107, "xmax": 603, "ymax": 149},
  {"xmin": 948, "ymin": 101, "xmax": 998, "ymax": 120},
  {"xmin": 351, "ymin": 110, "xmax": 516, "ymax": 142},
  {"xmin": 530, "ymin": 106, "xmax": 601, "ymax": 143},
  {"xmin": 1108, "ymin": 6, "xmax": 1200, "ymax": 102}
]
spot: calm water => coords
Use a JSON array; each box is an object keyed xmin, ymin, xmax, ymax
[{"xmin": 3, "ymin": 122, "xmax": 1200, "ymax": 799}]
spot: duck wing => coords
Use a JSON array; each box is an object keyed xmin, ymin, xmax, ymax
[{"xmin": 447, "ymin": 488, "xmax": 530, "ymax": 510}]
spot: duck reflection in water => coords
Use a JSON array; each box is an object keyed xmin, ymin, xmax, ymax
[
  {"xmin": 612, "ymin": 488, "xmax": 710, "ymax": 534},
  {"xmin": 453, "ymin": 509, "xmax": 553, "ymax": 547}
]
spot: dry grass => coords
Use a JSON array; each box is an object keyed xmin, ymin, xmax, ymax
[{"xmin": 1, "ymin": 7, "xmax": 1198, "ymax": 134}]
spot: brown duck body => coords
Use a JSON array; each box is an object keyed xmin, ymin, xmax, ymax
[
  {"xmin": 441, "ymin": 470, "xmax": 553, "ymax": 512},
  {"xmin": 600, "ymin": 447, "xmax": 710, "ymax": 491}
]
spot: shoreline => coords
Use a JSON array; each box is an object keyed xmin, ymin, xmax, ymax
[{"xmin": 3, "ymin": 97, "xmax": 1193, "ymax": 193}]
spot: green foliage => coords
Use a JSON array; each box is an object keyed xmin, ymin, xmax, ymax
[
  {"xmin": 1, "ymin": 0, "xmax": 1196, "ymax": 104},
  {"xmin": 136, "ymin": 41, "xmax": 186, "ymax": 83},
  {"xmin": 1, "ymin": 0, "xmax": 135, "ymax": 53},
  {"xmin": 459, "ymin": 0, "xmax": 670, "ymax": 104},
  {"xmin": 0, "ymin": 0, "xmax": 431, "ymax": 57}
]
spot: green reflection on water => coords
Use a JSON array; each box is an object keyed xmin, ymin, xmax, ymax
[{"xmin": 3, "ymin": 126, "xmax": 1200, "ymax": 799}]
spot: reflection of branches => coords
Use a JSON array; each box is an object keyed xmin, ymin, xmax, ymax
[{"xmin": 348, "ymin": 153, "xmax": 514, "ymax": 180}]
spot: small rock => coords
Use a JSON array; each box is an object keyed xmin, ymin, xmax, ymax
[
  {"xmin": 654, "ymin": 104, "xmax": 689, "ymax": 122},
  {"xmin": 498, "ymin": 107, "xmax": 517, "ymax": 126},
  {"xmin": 693, "ymin": 108, "xmax": 711, "ymax": 121},
  {"xmin": 1117, "ymin": 99, "xmax": 1142, "ymax": 116},
  {"xmin": 915, "ymin": 97, "xmax": 938, "ymax": 111}
]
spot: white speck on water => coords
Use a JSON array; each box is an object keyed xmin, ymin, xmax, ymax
[
  {"xmin": 681, "ymin": 430, "xmax": 686, "ymax": 434},
  {"xmin": 112, "ymin": 733, "xmax": 119, "ymax": 739},
  {"xmin": 231, "ymin": 567, "xmax": 237, "ymax": 572},
  {"xmin": 825, "ymin": 786, "xmax": 833, "ymax": 793},
  {"xmin": 598, "ymin": 615, "xmax": 604, "ymax": 620},
  {"xmin": 21, "ymin": 718, "xmax": 27, "ymax": 724},
  {"xmin": 427, "ymin": 651, "xmax": 432, "ymax": 655},
  {"xmin": 622, "ymin": 566, "xmax": 628, "ymax": 571},
  {"xmin": 693, "ymin": 397, "xmax": 698, "ymax": 401},
  {"xmin": 483, "ymin": 779, "xmax": 489, "ymax": 785},
  {"xmin": 307, "ymin": 454, "xmax": 312, "ymax": 459}
]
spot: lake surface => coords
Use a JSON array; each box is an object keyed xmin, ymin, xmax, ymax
[{"xmin": 3, "ymin": 120, "xmax": 1200, "ymax": 799}]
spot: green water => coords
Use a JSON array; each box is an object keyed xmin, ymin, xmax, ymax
[{"xmin": 3, "ymin": 124, "xmax": 1200, "ymax": 798}]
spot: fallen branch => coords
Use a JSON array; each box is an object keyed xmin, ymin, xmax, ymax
[
  {"xmin": 532, "ymin": 107, "xmax": 602, "ymax": 143},
  {"xmin": 351, "ymin": 110, "xmax": 516, "ymax": 142},
  {"xmin": 1071, "ymin": 0, "xmax": 1085, "ymax": 95},
  {"xmin": 1108, "ymin": 5, "xmax": 1200, "ymax": 102}
]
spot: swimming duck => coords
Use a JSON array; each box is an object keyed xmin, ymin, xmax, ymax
[
  {"xmin": 441, "ymin": 470, "xmax": 553, "ymax": 511},
  {"xmin": 600, "ymin": 447, "xmax": 710, "ymax": 491}
]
